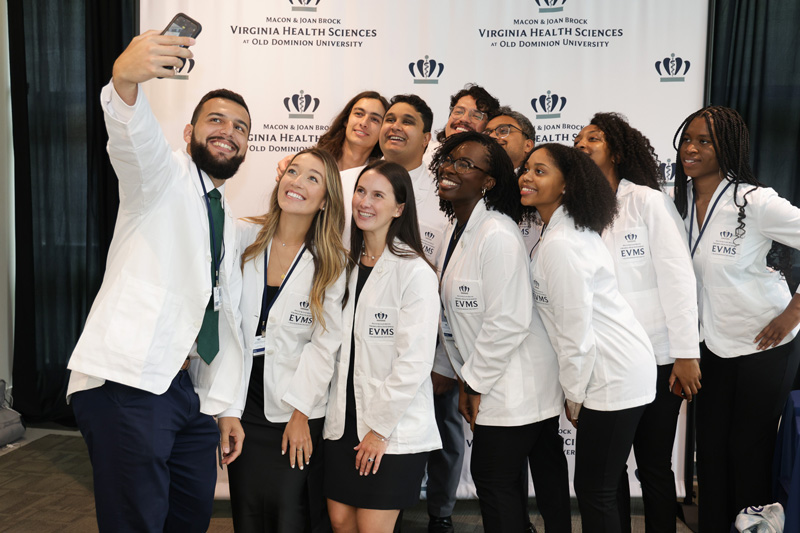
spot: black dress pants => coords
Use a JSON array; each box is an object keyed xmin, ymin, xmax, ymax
[
  {"xmin": 471, "ymin": 416, "xmax": 571, "ymax": 533},
  {"xmin": 696, "ymin": 341, "xmax": 799, "ymax": 533},
  {"xmin": 575, "ymin": 404, "xmax": 646, "ymax": 533},
  {"xmin": 617, "ymin": 363, "xmax": 684, "ymax": 533}
]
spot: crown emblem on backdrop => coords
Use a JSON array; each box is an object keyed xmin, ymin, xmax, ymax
[
  {"xmin": 535, "ymin": 0, "xmax": 567, "ymax": 13},
  {"xmin": 284, "ymin": 91, "xmax": 320, "ymax": 118},
  {"xmin": 531, "ymin": 90, "xmax": 567, "ymax": 119},
  {"xmin": 659, "ymin": 159, "xmax": 677, "ymax": 181},
  {"xmin": 289, "ymin": 0, "xmax": 321, "ymax": 11},
  {"xmin": 409, "ymin": 55, "xmax": 444, "ymax": 84},
  {"xmin": 655, "ymin": 53, "xmax": 691, "ymax": 82}
]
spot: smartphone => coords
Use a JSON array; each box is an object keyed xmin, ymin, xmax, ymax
[{"xmin": 160, "ymin": 13, "xmax": 202, "ymax": 72}]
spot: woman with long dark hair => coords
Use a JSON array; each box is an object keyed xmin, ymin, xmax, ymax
[
  {"xmin": 521, "ymin": 143, "xmax": 656, "ymax": 533},
  {"xmin": 575, "ymin": 112, "xmax": 700, "ymax": 533},
  {"xmin": 224, "ymin": 148, "xmax": 348, "ymax": 532},
  {"xmin": 324, "ymin": 160, "xmax": 441, "ymax": 532},
  {"xmin": 673, "ymin": 106, "xmax": 800, "ymax": 532},
  {"xmin": 433, "ymin": 131, "xmax": 570, "ymax": 532}
]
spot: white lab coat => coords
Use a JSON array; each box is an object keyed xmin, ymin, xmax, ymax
[
  {"xmin": 685, "ymin": 180, "xmax": 800, "ymax": 357},
  {"xmin": 438, "ymin": 201, "xmax": 564, "ymax": 426},
  {"xmin": 218, "ymin": 221, "xmax": 345, "ymax": 421},
  {"xmin": 324, "ymin": 245, "xmax": 442, "ymax": 455},
  {"xmin": 67, "ymin": 82, "xmax": 244, "ymax": 416},
  {"xmin": 602, "ymin": 179, "xmax": 700, "ymax": 365},
  {"xmin": 531, "ymin": 206, "xmax": 656, "ymax": 411}
]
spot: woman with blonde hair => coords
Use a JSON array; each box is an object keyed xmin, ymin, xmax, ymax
[{"xmin": 221, "ymin": 147, "xmax": 348, "ymax": 532}]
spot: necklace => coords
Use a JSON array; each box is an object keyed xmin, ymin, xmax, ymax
[
  {"xmin": 361, "ymin": 246, "xmax": 381, "ymax": 262},
  {"xmin": 272, "ymin": 240, "xmax": 300, "ymax": 280}
]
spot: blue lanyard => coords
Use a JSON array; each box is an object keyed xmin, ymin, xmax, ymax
[
  {"xmin": 196, "ymin": 165, "xmax": 226, "ymax": 286},
  {"xmin": 260, "ymin": 243, "xmax": 306, "ymax": 335},
  {"xmin": 688, "ymin": 180, "xmax": 732, "ymax": 258}
]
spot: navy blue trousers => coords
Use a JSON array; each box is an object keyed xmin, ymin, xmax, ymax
[{"xmin": 72, "ymin": 370, "xmax": 220, "ymax": 533}]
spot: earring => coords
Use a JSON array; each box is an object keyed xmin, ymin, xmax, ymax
[
  {"xmin": 321, "ymin": 206, "xmax": 325, "ymax": 211},
  {"xmin": 481, "ymin": 187, "xmax": 487, "ymax": 197}
]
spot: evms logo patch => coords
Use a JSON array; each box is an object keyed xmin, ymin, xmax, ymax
[
  {"xmin": 420, "ymin": 224, "xmax": 443, "ymax": 261},
  {"xmin": 366, "ymin": 308, "xmax": 397, "ymax": 341},
  {"xmin": 616, "ymin": 229, "xmax": 648, "ymax": 266},
  {"xmin": 710, "ymin": 229, "xmax": 738, "ymax": 261},
  {"xmin": 409, "ymin": 55, "xmax": 444, "ymax": 84},
  {"xmin": 655, "ymin": 53, "xmax": 691, "ymax": 82},
  {"xmin": 531, "ymin": 90, "xmax": 567, "ymax": 119},
  {"xmin": 285, "ymin": 90, "xmax": 320, "ymax": 119},
  {"xmin": 453, "ymin": 281, "xmax": 482, "ymax": 313},
  {"xmin": 285, "ymin": 294, "xmax": 314, "ymax": 327},
  {"xmin": 532, "ymin": 279, "xmax": 549, "ymax": 305}
]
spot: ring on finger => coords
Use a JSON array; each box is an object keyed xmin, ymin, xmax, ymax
[{"xmin": 367, "ymin": 457, "xmax": 374, "ymax": 462}]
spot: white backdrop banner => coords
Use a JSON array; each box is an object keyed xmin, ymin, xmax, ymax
[{"xmin": 140, "ymin": 0, "xmax": 707, "ymax": 499}]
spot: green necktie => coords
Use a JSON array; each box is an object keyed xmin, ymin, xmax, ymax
[{"xmin": 196, "ymin": 188, "xmax": 224, "ymax": 364}]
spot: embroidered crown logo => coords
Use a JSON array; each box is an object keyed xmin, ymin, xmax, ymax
[
  {"xmin": 375, "ymin": 312, "xmax": 387, "ymax": 321},
  {"xmin": 424, "ymin": 231, "xmax": 435, "ymax": 239},
  {"xmin": 459, "ymin": 285, "xmax": 470, "ymax": 294},
  {"xmin": 299, "ymin": 301, "xmax": 309, "ymax": 309},
  {"xmin": 720, "ymin": 231, "xmax": 733, "ymax": 239},
  {"xmin": 625, "ymin": 233, "xmax": 637, "ymax": 241}
]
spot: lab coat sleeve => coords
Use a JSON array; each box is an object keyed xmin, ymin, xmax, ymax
[
  {"xmin": 431, "ymin": 342, "xmax": 456, "ymax": 378},
  {"xmin": 540, "ymin": 236, "xmax": 597, "ymax": 404},
  {"xmin": 754, "ymin": 187, "xmax": 800, "ymax": 253},
  {"xmin": 101, "ymin": 80, "xmax": 179, "ymax": 214},
  {"xmin": 363, "ymin": 264, "xmax": 439, "ymax": 438},
  {"xmin": 460, "ymin": 229, "xmax": 532, "ymax": 394},
  {"xmin": 282, "ymin": 269, "xmax": 346, "ymax": 416},
  {"xmin": 645, "ymin": 192, "xmax": 700, "ymax": 359}
]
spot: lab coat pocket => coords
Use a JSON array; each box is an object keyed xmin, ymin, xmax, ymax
[
  {"xmin": 613, "ymin": 225, "xmax": 649, "ymax": 268},
  {"xmin": 709, "ymin": 279, "xmax": 779, "ymax": 340},
  {"xmin": 103, "ymin": 275, "xmax": 174, "ymax": 363},
  {"xmin": 451, "ymin": 279, "xmax": 483, "ymax": 314}
]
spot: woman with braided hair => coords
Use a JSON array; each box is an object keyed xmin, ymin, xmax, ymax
[
  {"xmin": 673, "ymin": 105, "xmax": 800, "ymax": 532},
  {"xmin": 575, "ymin": 112, "xmax": 700, "ymax": 533}
]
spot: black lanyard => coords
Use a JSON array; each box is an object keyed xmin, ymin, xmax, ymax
[
  {"xmin": 196, "ymin": 164, "xmax": 226, "ymax": 287},
  {"xmin": 688, "ymin": 181, "xmax": 732, "ymax": 258},
  {"xmin": 441, "ymin": 222, "xmax": 465, "ymax": 277},
  {"xmin": 259, "ymin": 243, "xmax": 306, "ymax": 335}
]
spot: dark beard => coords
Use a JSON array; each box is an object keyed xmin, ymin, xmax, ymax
[{"xmin": 190, "ymin": 135, "xmax": 246, "ymax": 181}]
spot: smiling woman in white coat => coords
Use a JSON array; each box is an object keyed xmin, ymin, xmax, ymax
[
  {"xmin": 432, "ymin": 131, "xmax": 570, "ymax": 533},
  {"xmin": 324, "ymin": 160, "xmax": 441, "ymax": 533},
  {"xmin": 220, "ymin": 148, "xmax": 348, "ymax": 533},
  {"xmin": 672, "ymin": 106, "xmax": 800, "ymax": 532},
  {"xmin": 521, "ymin": 143, "xmax": 656, "ymax": 533},
  {"xmin": 575, "ymin": 112, "xmax": 701, "ymax": 533}
]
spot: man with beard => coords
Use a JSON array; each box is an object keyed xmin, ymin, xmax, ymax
[{"xmin": 66, "ymin": 31, "xmax": 250, "ymax": 532}]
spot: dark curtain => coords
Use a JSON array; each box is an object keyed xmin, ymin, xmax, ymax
[
  {"xmin": 708, "ymin": 0, "xmax": 800, "ymax": 206},
  {"xmin": 9, "ymin": 0, "xmax": 136, "ymax": 424}
]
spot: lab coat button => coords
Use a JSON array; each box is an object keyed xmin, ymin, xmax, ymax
[{"xmin": 266, "ymin": 348, "xmax": 274, "ymax": 355}]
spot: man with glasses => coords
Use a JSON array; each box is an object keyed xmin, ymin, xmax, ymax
[
  {"xmin": 436, "ymin": 84, "xmax": 500, "ymax": 143},
  {"xmin": 483, "ymin": 107, "xmax": 542, "ymax": 258}
]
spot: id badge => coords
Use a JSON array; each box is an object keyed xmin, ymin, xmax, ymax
[
  {"xmin": 213, "ymin": 286, "xmax": 221, "ymax": 311},
  {"xmin": 253, "ymin": 335, "xmax": 265, "ymax": 356},
  {"xmin": 441, "ymin": 309, "xmax": 453, "ymax": 339}
]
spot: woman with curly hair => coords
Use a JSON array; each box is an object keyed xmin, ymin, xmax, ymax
[
  {"xmin": 224, "ymin": 148, "xmax": 348, "ymax": 532},
  {"xmin": 434, "ymin": 132, "xmax": 570, "ymax": 532},
  {"xmin": 575, "ymin": 113, "xmax": 700, "ymax": 533},
  {"xmin": 673, "ymin": 106, "xmax": 800, "ymax": 532},
  {"xmin": 520, "ymin": 143, "xmax": 656, "ymax": 532}
]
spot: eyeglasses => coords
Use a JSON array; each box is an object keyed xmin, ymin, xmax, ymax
[
  {"xmin": 440, "ymin": 154, "xmax": 488, "ymax": 174},
  {"xmin": 484, "ymin": 124, "xmax": 527, "ymax": 139},
  {"xmin": 450, "ymin": 106, "xmax": 487, "ymax": 123}
]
